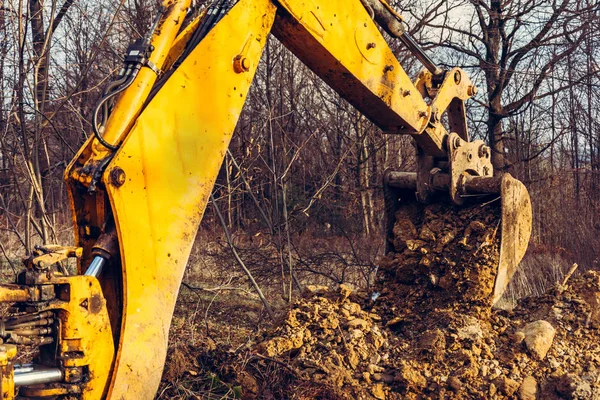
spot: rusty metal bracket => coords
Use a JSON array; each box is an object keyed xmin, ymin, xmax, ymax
[{"xmin": 23, "ymin": 246, "xmax": 83, "ymax": 271}]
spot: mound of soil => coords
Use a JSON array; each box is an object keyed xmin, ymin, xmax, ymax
[
  {"xmin": 161, "ymin": 201, "xmax": 600, "ymax": 399},
  {"xmin": 243, "ymin": 272, "xmax": 600, "ymax": 400},
  {"xmin": 380, "ymin": 199, "xmax": 501, "ymax": 311}
]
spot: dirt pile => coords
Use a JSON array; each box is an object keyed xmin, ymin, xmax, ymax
[
  {"xmin": 380, "ymin": 199, "xmax": 501, "ymax": 311},
  {"xmin": 245, "ymin": 271, "xmax": 600, "ymax": 399},
  {"xmin": 161, "ymin": 201, "xmax": 600, "ymax": 399},
  {"xmin": 255, "ymin": 284, "xmax": 390, "ymax": 399}
]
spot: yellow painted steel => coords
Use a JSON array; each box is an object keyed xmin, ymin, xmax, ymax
[
  {"xmin": 162, "ymin": 10, "xmax": 205, "ymax": 72},
  {"xmin": 0, "ymin": 345, "xmax": 16, "ymax": 400},
  {"xmin": 45, "ymin": 276, "xmax": 115, "ymax": 399},
  {"xmin": 272, "ymin": 0, "xmax": 447, "ymax": 154},
  {"xmin": 102, "ymin": 0, "xmax": 277, "ymax": 397},
  {"xmin": 94, "ymin": 0, "xmax": 190, "ymax": 148},
  {"xmin": 0, "ymin": 276, "xmax": 113, "ymax": 399},
  {"xmin": 74, "ymin": 0, "xmax": 191, "ymax": 187}
]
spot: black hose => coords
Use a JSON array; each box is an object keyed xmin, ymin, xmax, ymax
[
  {"xmin": 100, "ymin": 74, "xmax": 129, "ymax": 125},
  {"xmin": 92, "ymin": 68, "xmax": 137, "ymax": 151}
]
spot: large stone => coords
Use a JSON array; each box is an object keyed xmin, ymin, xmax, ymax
[
  {"xmin": 520, "ymin": 320, "xmax": 556, "ymax": 359},
  {"xmin": 494, "ymin": 376, "xmax": 520, "ymax": 397},
  {"xmin": 518, "ymin": 376, "xmax": 537, "ymax": 400}
]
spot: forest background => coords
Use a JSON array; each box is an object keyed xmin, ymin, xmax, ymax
[{"xmin": 0, "ymin": 0, "xmax": 599, "ymax": 304}]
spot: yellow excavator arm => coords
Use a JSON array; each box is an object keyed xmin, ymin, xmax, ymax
[{"xmin": 0, "ymin": 0, "xmax": 531, "ymax": 398}]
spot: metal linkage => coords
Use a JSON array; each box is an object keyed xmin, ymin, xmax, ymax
[{"xmin": 14, "ymin": 366, "xmax": 63, "ymax": 387}]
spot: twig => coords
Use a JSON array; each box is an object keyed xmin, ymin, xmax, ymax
[
  {"xmin": 250, "ymin": 353, "xmax": 297, "ymax": 374},
  {"xmin": 0, "ymin": 241, "xmax": 17, "ymax": 276},
  {"xmin": 181, "ymin": 281, "xmax": 258, "ymax": 297},
  {"xmin": 561, "ymin": 263, "xmax": 579, "ymax": 287},
  {"xmin": 211, "ymin": 194, "xmax": 275, "ymax": 321}
]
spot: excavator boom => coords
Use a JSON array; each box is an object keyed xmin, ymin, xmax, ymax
[{"xmin": 0, "ymin": 0, "xmax": 531, "ymax": 398}]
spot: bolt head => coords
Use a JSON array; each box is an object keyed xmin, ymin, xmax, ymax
[
  {"xmin": 453, "ymin": 136, "xmax": 462, "ymax": 149},
  {"xmin": 233, "ymin": 56, "xmax": 250, "ymax": 73},
  {"xmin": 110, "ymin": 168, "xmax": 126, "ymax": 187}
]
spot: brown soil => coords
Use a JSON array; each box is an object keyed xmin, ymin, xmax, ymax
[{"xmin": 161, "ymin": 201, "xmax": 600, "ymax": 399}]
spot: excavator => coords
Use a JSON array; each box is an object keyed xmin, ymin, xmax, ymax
[{"xmin": 0, "ymin": 0, "xmax": 532, "ymax": 398}]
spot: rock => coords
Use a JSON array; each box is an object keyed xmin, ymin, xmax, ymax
[
  {"xmin": 362, "ymin": 372, "xmax": 371, "ymax": 384},
  {"xmin": 457, "ymin": 317, "xmax": 484, "ymax": 341},
  {"xmin": 367, "ymin": 364, "xmax": 384, "ymax": 374},
  {"xmin": 371, "ymin": 383, "xmax": 386, "ymax": 400},
  {"xmin": 521, "ymin": 320, "xmax": 556, "ymax": 359},
  {"xmin": 303, "ymin": 285, "xmax": 329, "ymax": 296},
  {"xmin": 489, "ymin": 367, "xmax": 502, "ymax": 380},
  {"xmin": 512, "ymin": 331, "xmax": 525, "ymax": 345},
  {"xmin": 448, "ymin": 376, "xmax": 462, "ymax": 391},
  {"xmin": 494, "ymin": 376, "xmax": 520, "ymax": 397},
  {"xmin": 480, "ymin": 365, "xmax": 489, "ymax": 378},
  {"xmin": 518, "ymin": 376, "xmax": 537, "ymax": 400},
  {"xmin": 419, "ymin": 225, "xmax": 437, "ymax": 242},
  {"xmin": 392, "ymin": 218, "xmax": 418, "ymax": 251},
  {"xmin": 395, "ymin": 364, "xmax": 427, "ymax": 390},
  {"xmin": 418, "ymin": 329, "xmax": 446, "ymax": 360},
  {"xmin": 347, "ymin": 319, "xmax": 368, "ymax": 330},
  {"xmin": 338, "ymin": 284, "xmax": 353, "ymax": 300}
]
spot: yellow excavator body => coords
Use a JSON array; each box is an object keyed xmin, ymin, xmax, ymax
[{"xmin": 0, "ymin": 0, "xmax": 531, "ymax": 398}]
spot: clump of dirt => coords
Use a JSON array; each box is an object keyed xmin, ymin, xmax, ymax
[{"xmin": 379, "ymin": 199, "xmax": 501, "ymax": 315}]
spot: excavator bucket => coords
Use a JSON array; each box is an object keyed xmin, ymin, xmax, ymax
[
  {"xmin": 493, "ymin": 174, "xmax": 533, "ymax": 303},
  {"xmin": 383, "ymin": 171, "xmax": 532, "ymax": 305}
]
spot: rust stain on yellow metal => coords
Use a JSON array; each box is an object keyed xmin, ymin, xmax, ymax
[
  {"xmin": 103, "ymin": 0, "xmax": 277, "ymax": 397},
  {"xmin": 0, "ymin": 284, "xmax": 33, "ymax": 303}
]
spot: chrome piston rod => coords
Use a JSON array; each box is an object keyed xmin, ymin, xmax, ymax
[
  {"xmin": 14, "ymin": 366, "xmax": 63, "ymax": 387},
  {"xmin": 84, "ymin": 256, "xmax": 106, "ymax": 277}
]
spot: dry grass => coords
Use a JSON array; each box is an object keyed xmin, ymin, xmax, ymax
[{"xmin": 497, "ymin": 252, "xmax": 577, "ymax": 310}]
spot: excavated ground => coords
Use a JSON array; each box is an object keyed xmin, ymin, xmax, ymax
[{"xmin": 161, "ymin": 200, "xmax": 600, "ymax": 399}]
